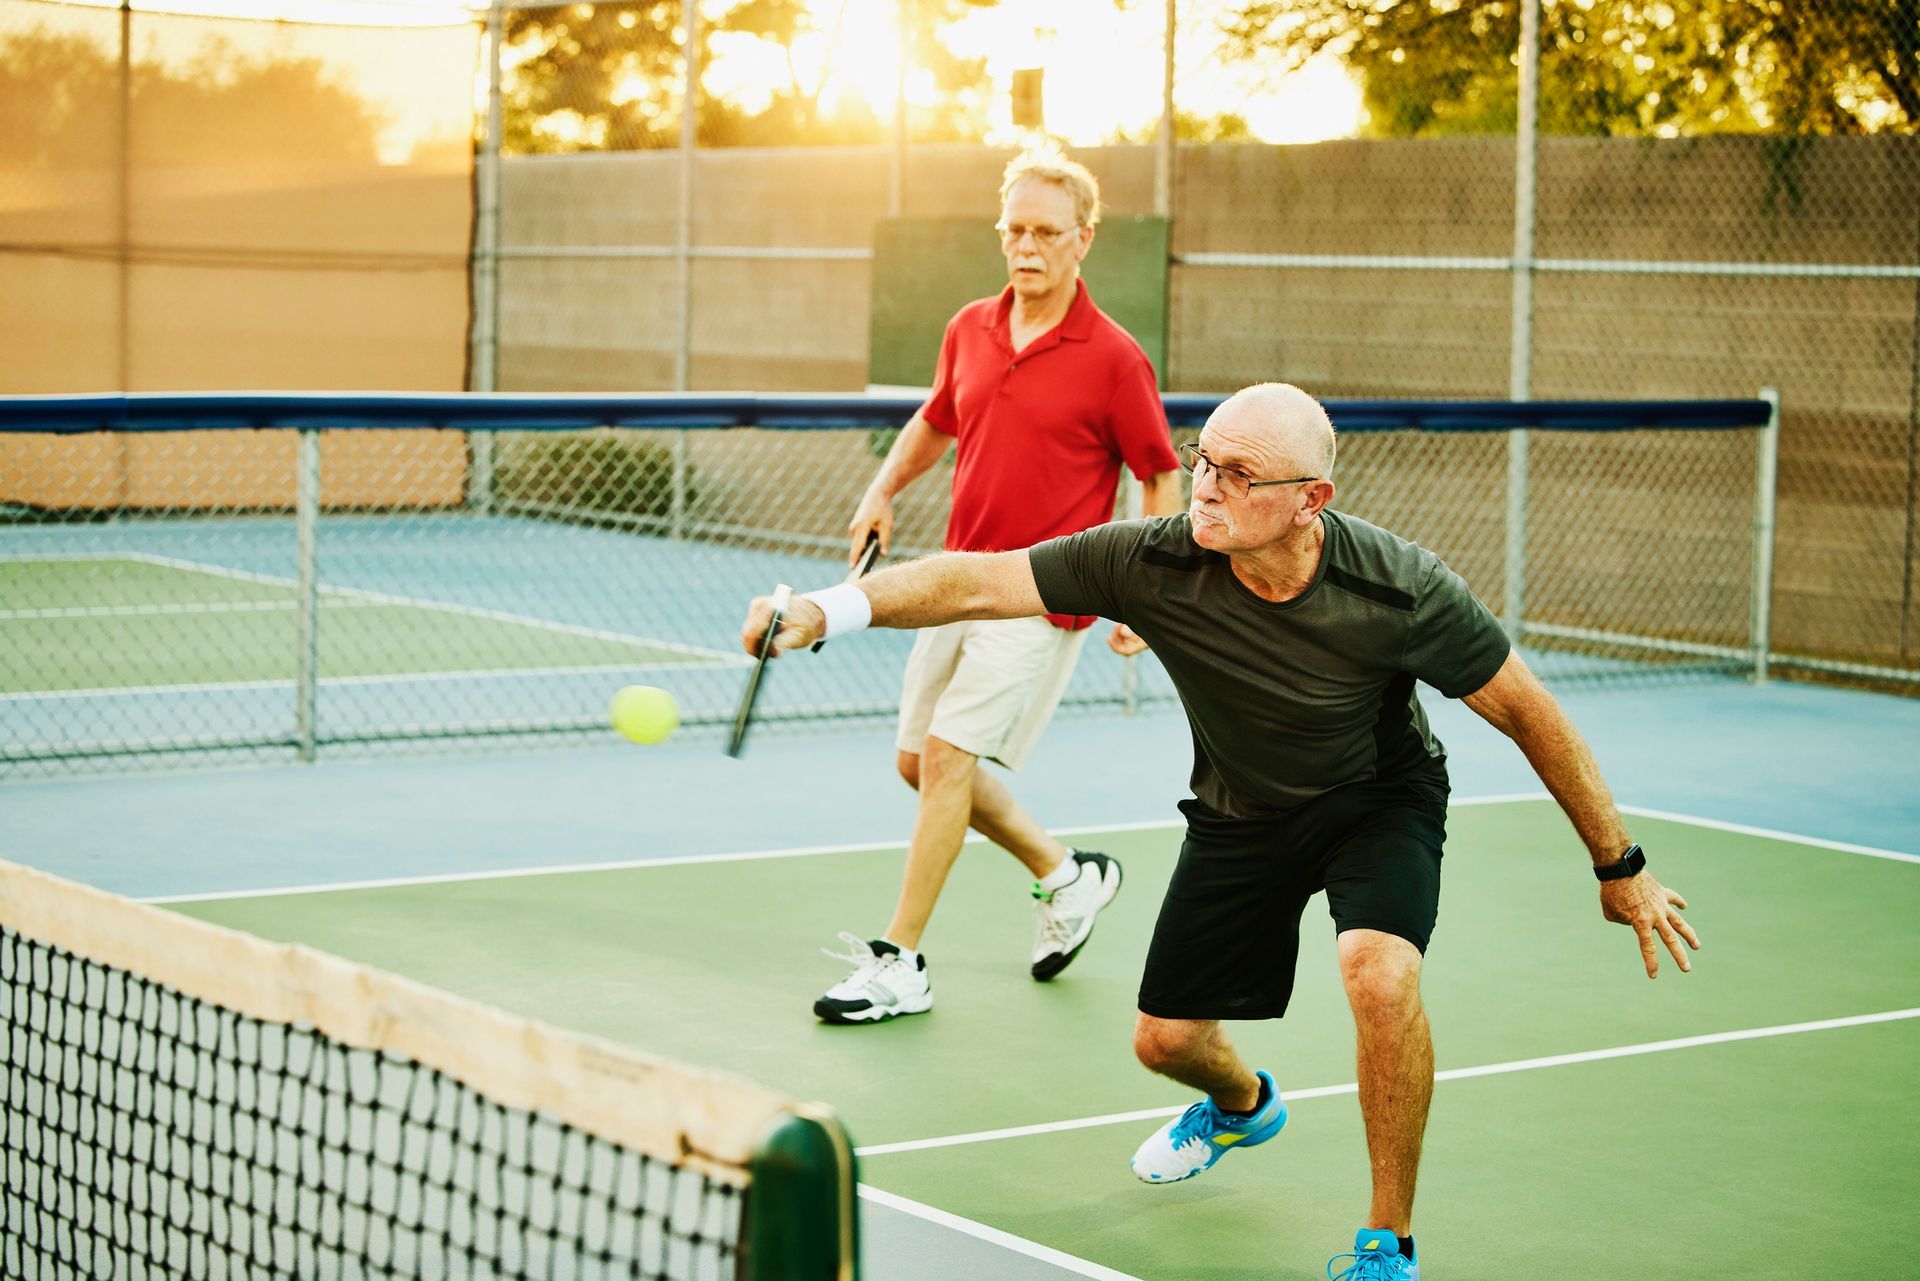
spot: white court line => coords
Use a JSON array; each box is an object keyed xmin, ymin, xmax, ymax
[
  {"xmin": 1, "ymin": 661, "xmax": 726, "ymax": 705},
  {"xmin": 0, "ymin": 599, "xmax": 383, "ymax": 620},
  {"xmin": 2, "ymin": 551, "xmax": 742, "ymax": 664},
  {"xmin": 117, "ymin": 551, "xmax": 745, "ymax": 663},
  {"xmin": 1617, "ymin": 803, "xmax": 1920, "ymax": 864},
  {"xmin": 140, "ymin": 819, "xmax": 1188, "ymax": 904},
  {"xmin": 858, "ymin": 1186, "xmax": 1145, "ymax": 1281},
  {"xmin": 854, "ymin": 1007, "xmax": 1920, "ymax": 1159},
  {"xmin": 141, "ymin": 795, "xmax": 1916, "ymax": 904}
]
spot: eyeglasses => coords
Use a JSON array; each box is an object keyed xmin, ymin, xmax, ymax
[
  {"xmin": 996, "ymin": 222, "xmax": 1079, "ymax": 247},
  {"xmin": 1178, "ymin": 442, "xmax": 1317, "ymax": 500}
]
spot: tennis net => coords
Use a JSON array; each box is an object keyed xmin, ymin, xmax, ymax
[{"xmin": 0, "ymin": 859, "xmax": 857, "ymax": 1280}]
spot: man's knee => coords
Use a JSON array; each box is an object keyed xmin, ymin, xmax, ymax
[
  {"xmin": 895, "ymin": 750, "xmax": 921, "ymax": 790},
  {"xmin": 1133, "ymin": 1014, "xmax": 1209, "ymax": 1075},
  {"xmin": 918, "ymin": 737, "xmax": 977, "ymax": 792},
  {"xmin": 1338, "ymin": 930, "xmax": 1424, "ymax": 1019}
]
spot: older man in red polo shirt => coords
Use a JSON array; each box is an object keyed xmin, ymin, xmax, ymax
[{"xmin": 814, "ymin": 145, "xmax": 1182, "ymax": 1025}]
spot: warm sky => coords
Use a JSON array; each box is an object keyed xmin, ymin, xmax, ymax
[{"xmin": 45, "ymin": 0, "xmax": 1365, "ymax": 157}]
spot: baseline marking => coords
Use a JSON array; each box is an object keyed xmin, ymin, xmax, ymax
[{"xmin": 854, "ymin": 1007, "xmax": 1920, "ymax": 1158}]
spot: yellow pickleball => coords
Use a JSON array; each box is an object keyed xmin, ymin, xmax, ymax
[{"xmin": 609, "ymin": 684, "xmax": 680, "ymax": 745}]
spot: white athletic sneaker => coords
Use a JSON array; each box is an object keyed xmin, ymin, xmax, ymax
[
  {"xmin": 813, "ymin": 934, "xmax": 932, "ymax": 1024},
  {"xmin": 1131, "ymin": 1070, "xmax": 1287, "ymax": 1184},
  {"xmin": 1030, "ymin": 850, "xmax": 1123, "ymax": 980}
]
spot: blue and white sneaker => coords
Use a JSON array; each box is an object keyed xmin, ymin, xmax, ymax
[
  {"xmin": 1129, "ymin": 1069, "xmax": 1286, "ymax": 1183},
  {"xmin": 1327, "ymin": 1229, "xmax": 1419, "ymax": 1280}
]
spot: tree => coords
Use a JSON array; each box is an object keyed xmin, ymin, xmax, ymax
[
  {"xmin": 1109, "ymin": 108, "xmax": 1259, "ymax": 144},
  {"xmin": 499, "ymin": 0, "xmax": 999, "ymax": 152},
  {"xmin": 0, "ymin": 29, "xmax": 385, "ymax": 168},
  {"xmin": 1220, "ymin": 0, "xmax": 1918, "ymax": 137}
]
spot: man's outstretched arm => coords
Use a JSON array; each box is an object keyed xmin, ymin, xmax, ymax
[
  {"xmin": 740, "ymin": 550, "xmax": 1047, "ymax": 657},
  {"xmin": 1463, "ymin": 649, "xmax": 1702, "ymax": 978}
]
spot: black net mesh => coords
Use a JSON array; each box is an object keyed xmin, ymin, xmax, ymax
[{"xmin": 1, "ymin": 926, "xmax": 744, "ymax": 1281}]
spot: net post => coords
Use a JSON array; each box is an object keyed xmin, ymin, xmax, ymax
[
  {"xmin": 1751, "ymin": 387, "xmax": 1781, "ymax": 683},
  {"xmin": 742, "ymin": 1104, "xmax": 860, "ymax": 1281},
  {"xmin": 295, "ymin": 427, "xmax": 321, "ymax": 761}
]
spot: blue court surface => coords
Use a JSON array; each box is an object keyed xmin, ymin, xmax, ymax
[{"xmin": 2, "ymin": 678, "xmax": 1917, "ymax": 1279}]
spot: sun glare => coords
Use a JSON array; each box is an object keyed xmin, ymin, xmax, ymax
[{"xmin": 707, "ymin": 0, "xmax": 1363, "ymax": 146}]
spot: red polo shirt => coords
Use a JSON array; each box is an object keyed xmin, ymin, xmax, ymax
[{"xmin": 921, "ymin": 279, "xmax": 1177, "ymax": 629}]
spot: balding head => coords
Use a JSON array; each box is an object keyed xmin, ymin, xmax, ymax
[{"xmin": 1210, "ymin": 383, "xmax": 1337, "ymax": 480}]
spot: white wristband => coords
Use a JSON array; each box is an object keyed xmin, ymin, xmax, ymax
[{"xmin": 804, "ymin": 581, "xmax": 872, "ymax": 639}]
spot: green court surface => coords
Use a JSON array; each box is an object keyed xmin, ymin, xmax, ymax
[
  {"xmin": 0, "ymin": 556, "xmax": 718, "ymax": 691},
  {"xmin": 172, "ymin": 801, "xmax": 1920, "ymax": 1280}
]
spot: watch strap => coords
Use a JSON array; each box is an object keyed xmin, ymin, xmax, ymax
[{"xmin": 1593, "ymin": 843, "xmax": 1646, "ymax": 882}]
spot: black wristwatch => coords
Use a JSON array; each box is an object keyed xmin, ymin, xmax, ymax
[{"xmin": 1593, "ymin": 843, "xmax": 1646, "ymax": 882}]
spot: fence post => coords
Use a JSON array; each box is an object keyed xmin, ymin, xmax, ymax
[
  {"xmin": 675, "ymin": 0, "xmax": 701, "ymax": 391},
  {"xmin": 467, "ymin": 2, "xmax": 504, "ymax": 514},
  {"xmin": 890, "ymin": 0, "xmax": 908, "ymax": 217},
  {"xmin": 1503, "ymin": 0, "xmax": 1540, "ymax": 640},
  {"xmin": 1120, "ymin": 474, "xmax": 1144, "ymax": 714},
  {"xmin": 1751, "ymin": 387, "xmax": 1781, "ymax": 682},
  {"xmin": 671, "ymin": 429, "xmax": 689, "ymax": 540},
  {"xmin": 295, "ymin": 428, "xmax": 321, "ymax": 762},
  {"xmin": 1154, "ymin": 0, "xmax": 1175, "ymax": 219}
]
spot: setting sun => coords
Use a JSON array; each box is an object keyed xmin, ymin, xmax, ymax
[{"xmin": 707, "ymin": 0, "xmax": 1364, "ymax": 145}]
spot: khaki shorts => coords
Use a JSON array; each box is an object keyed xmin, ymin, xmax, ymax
[{"xmin": 895, "ymin": 617, "xmax": 1090, "ymax": 771}]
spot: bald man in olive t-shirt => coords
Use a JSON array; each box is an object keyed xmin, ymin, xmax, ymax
[{"xmin": 742, "ymin": 382, "xmax": 1700, "ymax": 1281}]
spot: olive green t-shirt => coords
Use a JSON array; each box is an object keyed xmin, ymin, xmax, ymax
[{"xmin": 1029, "ymin": 510, "xmax": 1511, "ymax": 816}]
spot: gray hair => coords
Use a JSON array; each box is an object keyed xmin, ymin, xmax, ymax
[{"xmin": 1000, "ymin": 142, "xmax": 1102, "ymax": 229}]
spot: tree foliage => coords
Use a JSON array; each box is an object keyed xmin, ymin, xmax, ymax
[
  {"xmin": 1221, "ymin": 0, "xmax": 1918, "ymax": 137},
  {"xmin": 0, "ymin": 30, "xmax": 386, "ymax": 168},
  {"xmin": 500, "ymin": 0, "xmax": 999, "ymax": 153}
]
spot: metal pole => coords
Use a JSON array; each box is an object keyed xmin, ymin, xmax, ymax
[
  {"xmin": 1154, "ymin": 0, "xmax": 1175, "ymax": 218},
  {"xmin": 675, "ymin": 0, "xmax": 702, "ymax": 391},
  {"xmin": 1119, "ymin": 473, "xmax": 1145, "ymax": 713},
  {"xmin": 115, "ymin": 2, "xmax": 133, "ymax": 504},
  {"xmin": 890, "ymin": 0, "xmax": 907, "ymax": 217},
  {"xmin": 671, "ymin": 430, "xmax": 689, "ymax": 541},
  {"xmin": 1503, "ymin": 0, "xmax": 1540, "ymax": 638},
  {"xmin": 1751, "ymin": 387, "xmax": 1781, "ymax": 682},
  {"xmin": 470, "ymin": 0, "xmax": 505, "ymax": 510},
  {"xmin": 295, "ymin": 429, "xmax": 322, "ymax": 762}
]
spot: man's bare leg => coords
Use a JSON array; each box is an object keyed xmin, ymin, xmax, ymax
[
  {"xmin": 896, "ymin": 743, "xmax": 1073, "ymax": 880},
  {"xmin": 883, "ymin": 737, "xmax": 983, "ymax": 949},
  {"xmin": 1132, "ymin": 1014, "xmax": 1262, "ymax": 1111},
  {"xmin": 1337, "ymin": 929, "xmax": 1432, "ymax": 1238}
]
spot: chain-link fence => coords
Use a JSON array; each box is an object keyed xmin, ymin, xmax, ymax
[
  {"xmin": 3, "ymin": 2, "xmax": 1914, "ymax": 776},
  {"xmin": 0, "ymin": 393, "xmax": 1771, "ymax": 776},
  {"xmin": 469, "ymin": 1, "xmax": 1918, "ymax": 693}
]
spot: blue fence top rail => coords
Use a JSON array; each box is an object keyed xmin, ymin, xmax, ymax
[{"xmin": 0, "ymin": 391, "xmax": 1774, "ymax": 434}]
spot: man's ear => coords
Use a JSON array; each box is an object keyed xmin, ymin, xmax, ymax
[{"xmin": 1303, "ymin": 479, "xmax": 1336, "ymax": 521}]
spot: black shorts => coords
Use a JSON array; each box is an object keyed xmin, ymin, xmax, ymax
[{"xmin": 1137, "ymin": 769, "xmax": 1450, "ymax": 1022}]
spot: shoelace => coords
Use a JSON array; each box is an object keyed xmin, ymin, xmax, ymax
[
  {"xmin": 1326, "ymin": 1246, "xmax": 1402, "ymax": 1280},
  {"xmin": 821, "ymin": 932, "xmax": 893, "ymax": 986},
  {"xmin": 1165, "ymin": 1099, "xmax": 1221, "ymax": 1151},
  {"xmin": 1031, "ymin": 865, "xmax": 1088, "ymax": 948}
]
